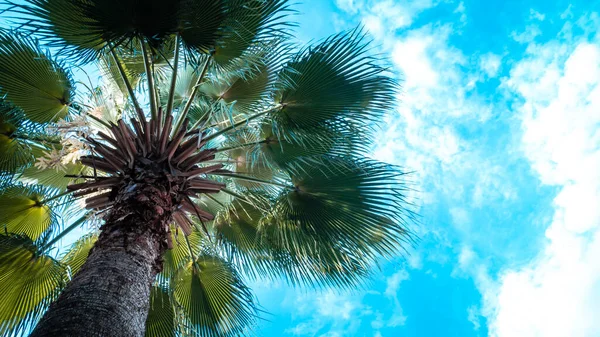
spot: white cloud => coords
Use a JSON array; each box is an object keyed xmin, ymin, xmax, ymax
[
  {"xmin": 483, "ymin": 15, "xmax": 600, "ymax": 337},
  {"xmin": 467, "ymin": 305, "xmax": 481, "ymax": 331},
  {"xmin": 529, "ymin": 9, "xmax": 546, "ymax": 21},
  {"xmin": 385, "ymin": 269, "xmax": 409, "ymax": 297},
  {"xmin": 285, "ymin": 288, "xmax": 384, "ymax": 335},
  {"xmin": 336, "ymin": 0, "xmax": 438, "ymax": 41},
  {"xmin": 511, "ymin": 25, "xmax": 543, "ymax": 43},
  {"xmin": 384, "ymin": 270, "xmax": 409, "ymax": 327},
  {"xmin": 480, "ymin": 53, "xmax": 502, "ymax": 78}
]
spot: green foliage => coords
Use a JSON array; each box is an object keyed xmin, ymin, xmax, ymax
[
  {"xmin": 0, "ymin": 185, "xmax": 62, "ymax": 241},
  {"xmin": 210, "ymin": 0, "xmax": 292, "ymax": 65},
  {"xmin": 160, "ymin": 227, "xmax": 202, "ymax": 283},
  {"xmin": 276, "ymin": 158, "xmax": 412, "ymax": 257},
  {"xmin": 0, "ymin": 101, "xmax": 32, "ymax": 173},
  {"xmin": 15, "ymin": 0, "xmax": 292, "ymax": 64},
  {"xmin": 60, "ymin": 233, "xmax": 97, "ymax": 277},
  {"xmin": 0, "ymin": 234, "xmax": 65, "ymax": 336},
  {"xmin": 173, "ymin": 254, "xmax": 256, "ymax": 337},
  {"xmin": 273, "ymin": 28, "xmax": 397, "ymax": 128},
  {"xmin": 145, "ymin": 286, "xmax": 177, "ymax": 337},
  {"xmin": 21, "ymin": 162, "xmax": 87, "ymax": 191},
  {"xmin": 0, "ymin": 31, "xmax": 73, "ymax": 123},
  {"xmin": 0, "ymin": 1, "xmax": 413, "ymax": 336}
]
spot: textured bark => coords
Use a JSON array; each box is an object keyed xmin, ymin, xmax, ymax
[{"xmin": 30, "ymin": 181, "xmax": 174, "ymax": 337}]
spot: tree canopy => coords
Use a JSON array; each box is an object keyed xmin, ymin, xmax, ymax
[{"xmin": 0, "ymin": 1, "xmax": 415, "ymax": 335}]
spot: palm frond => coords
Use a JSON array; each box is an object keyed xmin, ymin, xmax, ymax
[
  {"xmin": 268, "ymin": 157, "xmax": 414, "ymax": 284},
  {"xmin": 0, "ymin": 234, "xmax": 66, "ymax": 337},
  {"xmin": 212, "ymin": 196, "xmax": 280, "ymax": 279},
  {"xmin": 100, "ymin": 37, "xmax": 175, "ymax": 97},
  {"xmin": 21, "ymin": 163, "xmax": 86, "ymax": 191},
  {"xmin": 60, "ymin": 233, "xmax": 97, "ymax": 278},
  {"xmin": 213, "ymin": 194, "xmax": 373, "ymax": 288},
  {"xmin": 0, "ymin": 185, "xmax": 64, "ymax": 241},
  {"xmin": 0, "ymin": 101, "xmax": 33, "ymax": 174},
  {"xmin": 272, "ymin": 27, "xmax": 398, "ymax": 130},
  {"xmin": 160, "ymin": 227, "xmax": 202, "ymax": 282},
  {"xmin": 260, "ymin": 118, "xmax": 370, "ymax": 169},
  {"xmin": 145, "ymin": 286, "xmax": 177, "ymax": 337},
  {"xmin": 13, "ymin": 0, "xmax": 180, "ymax": 62},
  {"xmin": 172, "ymin": 254, "xmax": 257, "ymax": 337},
  {"xmin": 201, "ymin": 65, "xmax": 270, "ymax": 115},
  {"xmin": 0, "ymin": 30, "xmax": 73, "ymax": 123},
  {"xmin": 211, "ymin": 0, "xmax": 293, "ymax": 65},
  {"xmin": 178, "ymin": 0, "xmax": 228, "ymax": 55}
]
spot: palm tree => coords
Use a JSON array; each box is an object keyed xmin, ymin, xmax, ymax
[{"xmin": 0, "ymin": 1, "xmax": 414, "ymax": 336}]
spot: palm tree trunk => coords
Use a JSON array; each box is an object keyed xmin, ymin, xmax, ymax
[{"xmin": 30, "ymin": 182, "xmax": 172, "ymax": 337}]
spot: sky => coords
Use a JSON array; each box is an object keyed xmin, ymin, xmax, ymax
[{"xmin": 249, "ymin": 0, "xmax": 600, "ymax": 336}]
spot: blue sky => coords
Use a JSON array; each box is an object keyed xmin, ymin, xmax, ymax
[{"xmin": 249, "ymin": 0, "xmax": 600, "ymax": 336}]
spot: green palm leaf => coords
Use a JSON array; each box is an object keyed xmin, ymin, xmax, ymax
[
  {"xmin": 0, "ymin": 31, "xmax": 73, "ymax": 123},
  {"xmin": 0, "ymin": 234, "xmax": 65, "ymax": 336},
  {"xmin": 17, "ymin": 0, "xmax": 180, "ymax": 62},
  {"xmin": 0, "ymin": 102, "xmax": 32, "ymax": 173},
  {"xmin": 100, "ymin": 37, "xmax": 175, "ymax": 97},
  {"xmin": 271, "ymin": 157, "xmax": 412, "ymax": 267},
  {"xmin": 0, "ymin": 185, "xmax": 62, "ymax": 241},
  {"xmin": 160, "ymin": 228, "xmax": 202, "ymax": 282},
  {"xmin": 273, "ymin": 28, "xmax": 397, "ymax": 129},
  {"xmin": 260, "ymin": 119, "xmax": 369, "ymax": 169},
  {"xmin": 60, "ymin": 233, "xmax": 97, "ymax": 277},
  {"xmin": 211, "ymin": 0, "xmax": 292, "ymax": 65},
  {"xmin": 213, "ymin": 195, "xmax": 373, "ymax": 288},
  {"xmin": 21, "ymin": 162, "xmax": 86, "ymax": 191},
  {"xmin": 178, "ymin": 0, "xmax": 228, "ymax": 55},
  {"xmin": 213, "ymin": 197, "xmax": 279, "ymax": 279},
  {"xmin": 201, "ymin": 65, "xmax": 270, "ymax": 114},
  {"xmin": 145, "ymin": 286, "xmax": 177, "ymax": 337},
  {"xmin": 158, "ymin": 64, "xmax": 203, "ymax": 110},
  {"xmin": 173, "ymin": 254, "xmax": 257, "ymax": 337}
]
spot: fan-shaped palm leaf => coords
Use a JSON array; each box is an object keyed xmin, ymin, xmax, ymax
[
  {"xmin": 173, "ymin": 254, "xmax": 257, "ymax": 337},
  {"xmin": 14, "ymin": 0, "xmax": 180, "ymax": 62},
  {"xmin": 0, "ymin": 31, "xmax": 73, "ymax": 123},
  {"xmin": 160, "ymin": 228, "xmax": 202, "ymax": 282},
  {"xmin": 21, "ymin": 162, "xmax": 87, "ymax": 191},
  {"xmin": 60, "ymin": 233, "xmax": 97, "ymax": 277},
  {"xmin": 0, "ymin": 102, "xmax": 32, "ymax": 173},
  {"xmin": 273, "ymin": 28, "xmax": 397, "ymax": 129},
  {"xmin": 0, "ymin": 185, "xmax": 62, "ymax": 241},
  {"xmin": 211, "ymin": 0, "xmax": 292, "ymax": 65},
  {"xmin": 213, "ymin": 197, "xmax": 279, "ymax": 279},
  {"xmin": 145, "ymin": 286, "xmax": 177, "ymax": 337},
  {"xmin": 273, "ymin": 157, "xmax": 412, "ymax": 260},
  {"xmin": 0, "ymin": 234, "xmax": 65, "ymax": 336}
]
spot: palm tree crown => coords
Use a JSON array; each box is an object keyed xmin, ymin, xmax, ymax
[{"xmin": 0, "ymin": 0, "xmax": 414, "ymax": 336}]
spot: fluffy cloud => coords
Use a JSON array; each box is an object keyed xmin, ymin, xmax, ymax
[
  {"xmin": 336, "ymin": 0, "xmax": 436, "ymax": 33},
  {"xmin": 484, "ymin": 14, "xmax": 600, "ymax": 337},
  {"xmin": 479, "ymin": 53, "xmax": 502, "ymax": 78}
]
